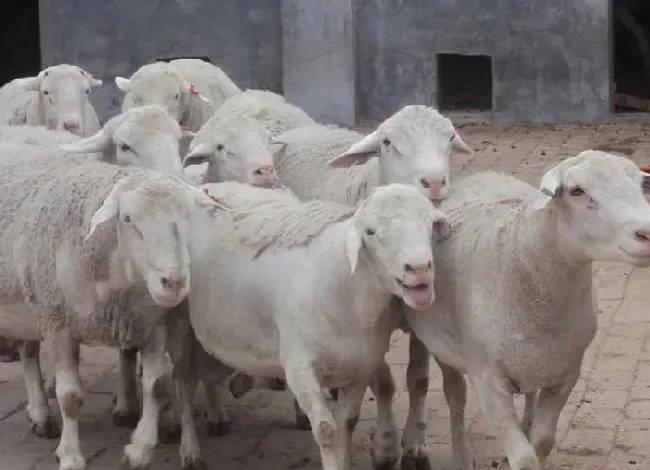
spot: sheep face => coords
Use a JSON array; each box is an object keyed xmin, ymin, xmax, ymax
[
  {"xmin": 85, "ymin": 174, "xmax": 228, "ymax": 307},
  {"xmin": 183, "ymin": 117, "xmax": 278, "ymax": 187},
  {"xmin": 346, "ymin": 183, "xmax": 450, "ymax": 310},
  {"xmin": 328, "ymin": 105, "xmax": 473, "ymax": 201},
  {"xmin": 20, "ymin": 64, "xmax": 102, "ymax": 136},
  {"xmin": 116, "ymin": 67, "xmax": 210, "ymax": 126},
  {"xmin": 61, "ymin": 105, "xmax": 193, "ymax": 178},
  {"xmin": 535, "ymin": 150, "xmax": 650, "ymax": 267}
]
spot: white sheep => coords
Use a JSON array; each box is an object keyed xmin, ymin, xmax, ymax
[
  {"xmin": 0, "ymin": 146, "xmax": 226, "ymax": 470},
  {"xmin": 0, "ymin": 64, "xmax": 103, "ymax": 137},
  {"xmin": 182, "ymin": 115, "xmax": 280, "ymax": 187},
  {"xmin": 273, "ymin": 104, "xmax": 473, "ymax": 205},
  {"xmin": 115, "ymin": 58, "xmax": 241, "ymax": 132},
  {"xmin": 400, "ymin": 151, "xmax": 650, "ymax": 470},
  {"xmin": 0, "ymin": 124, "xmax": 82, "ymax": 146},
  {"xmin": 211, "ymin": 88, "xmax": 316, "ymax": 136},
  {"xmin": 166, "ymin": 181, "xmax": 450, "ymax": 470}
]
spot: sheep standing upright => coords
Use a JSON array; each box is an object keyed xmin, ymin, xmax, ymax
[
  {"xmin": 115, "ymin": 58, "xmax": 241, "ymax": 133},
  {"xmin": 0, "ymin": 64, "xmax": 103, "ymax": 137},
  {"xmin": 0, "ymin": 146, "xmax": 226, "ymax": 470},
  {"xmin": 167, "ymin": 182, "xmax": 450, "ymax": 470},
  {"xmin": 402, "ymin": 151, "xmax": 650, "ymax": 470}
]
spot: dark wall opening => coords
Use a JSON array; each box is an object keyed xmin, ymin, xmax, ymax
[
  {"xmin": 0, "ymin": 0, "xmax": 41, "ymax": 86},
  {"xmin": 613, "ymin": 1, "xmax": 650, "ymax": 112},
  {"xmin": 437, "ymin": 53, "xmax": 493, "ymax": 112}
]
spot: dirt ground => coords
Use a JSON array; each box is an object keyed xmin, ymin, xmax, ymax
[{"xmin": 1, "ymin": 122, "xmax": 649, "ymax": 469}]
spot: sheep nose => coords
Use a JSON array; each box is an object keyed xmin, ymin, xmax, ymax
[
  {"xmin": 63, "ymin": 120, "xmax": 80, "ymax": 132},
  {"xmin": 635, "ymin": 229, "xmax": 650, "ymax": 244},
  {"xmin": 251, "ymin": 165, "xmax": 278, "ymax": 186},
  {"xmin": 404, "ymin": 261, "xmax": 432, "ymax": 275},
  {"xmin": 419, "ymin": 177, "xmax": 447, "ymax": 200},
  {"xmin": 161, "ymin": 276, "xmax": 186, "ymax": 292}
]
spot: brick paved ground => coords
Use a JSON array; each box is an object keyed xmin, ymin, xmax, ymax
[{"xmin": 1, "ymin": 122, "xmax": 650, "ymax": 469}]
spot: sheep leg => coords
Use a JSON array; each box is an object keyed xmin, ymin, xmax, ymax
[
  {"xmin": 121, "ymin": 326, "xmax": 167, "ymax": 470},
  {"xmin": 21, "ymin": 340, "xmax": 60, "ymax": 439},
  {"xmin": 471, "ymin": 371, "xmax": 540, "ymax": 470},
  {"xmin": 368, "ymin": 359, "xmax": 400, "ymax": 470},
  {"xmin": 333, "ymin": 383, "xmax": 367, "ymax": 469},
  {"xmin": 294, "ymin": 397, "xmax": 311, "ymax": 430},
  {"xmin": 195, "ymin": 345, "xmax": 236, "ymax": 437},
  {"xmin": 401, "ymin": 335, "xmax": 432, "ymax": 470},
  {"xmin": 528, "ymin": 369, "xmax": 580, "ymax": 469},
  {"xmin": 45, "ymin": 342, "xmax": 80, "ymax": 398},
  {"xmin": 112, "ymin": 347, "xmax": 141, "ymax": 428},
  {"xmin": 166, "ymin": 310, "xmax": 206, "ymax": 470},
  {"xmin": 438, "ymin": 359, "xmax": 473, "ymax": 470},
  {"xmin": 46, "ymin": 332, "xmax": 86, "ymax": 470},
  {"xmin": 521, "ymin": 392, "xmax": 537, "ymax": 438},
  {"xmin": 283, "ymin": 361, "xmax": 341, "ymax": 470}
]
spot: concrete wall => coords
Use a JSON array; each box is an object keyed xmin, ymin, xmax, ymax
[
  {"xmin": 355, "ymin": 0, "xmax": 611, "ymax": 123},
  {"xmin": 39, "ymin": 0, "xmax": 282, "ymax": 122},
  {"xmin": 38, "ymin": 0, "xmax": 611, "ymax": 125}
]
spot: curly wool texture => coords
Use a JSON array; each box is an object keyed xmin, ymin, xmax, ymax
[
  {"xmin": 273, "ymin": 124, "xmax": 379, "ymax": 206},
  {"xmin": 210, "ymin": 89, "xmax": 315, "ymax": 136},
  {"xmin": 200, "ymin": 181, "xmax": 354, "ymax": 259},
  {"xmin": 0, "ymin": 124, "xmax": 81, "ymax": 146},
  {"xmin": 0, "ymin": 147, "xmax": 170, "ymax": 344}
]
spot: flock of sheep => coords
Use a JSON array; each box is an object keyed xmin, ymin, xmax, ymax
[{"xmin": 0, "ymin": 59, "xmax": 649, "ymax": 470}]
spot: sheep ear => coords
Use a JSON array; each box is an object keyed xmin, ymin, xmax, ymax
[
  {"xmin": 60, "ymin": 126, "xmax": 112, "ymax": 153},
  {"xmin": 451, "ymin": 129, "xmax": 473, "ymax": 154},
  {"xmin": 19, "ymin": 76, "xmax": 41, "ymax": 92},
  {"xmin": 346, "ymin": 223, "xmax": 363, "ymax": 274},
  {"xmin": 81, "ymin": 69, "xmax": 103, "ymax": 87},
  {"xmin": 183, "ymin": 81, "xmax": 212, "ymax": 103},
  {"xmin": 199, "ymin": 187, "xmax": 233, "ymax": 211},
  {"xmin": 328, "ymin": 130, "xmax": 380, "ymax": 168},
  {"xmin": 431, "ymin": 210, "xmax": 451, "ymax": 241},
  {"xmin": 641, "ymin": 170, "xmax": 650, "ymax": 195},
  {"xmin": 183, "ymin": 142, "xmax": 212, "ymax": 168},
  {"xmin": 85, "ymin": 181, "xmax": 124, "ymax": 242},
  {"xmin": 114, "ymin": 76, "xmax": 131, "ymax": 92}
]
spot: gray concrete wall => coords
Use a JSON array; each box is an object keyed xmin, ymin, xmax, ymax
[
  {"xmin": 355, "ymin": 0, "xmax": 611, "ymax": 123},
  {"xmin": 39, "ymin": 0, "xmax": 282, "ymax": 123},
  {"xmin": 281, "ymin": 0, "xmax": 356, "ymax": 125}
]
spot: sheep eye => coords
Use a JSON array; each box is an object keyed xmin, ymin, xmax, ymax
[
  {"xmin": 123, "ymin": 215, "xmax": 131, "ymax": 223},
  {"xmin": 84, "ymin": 89, "xmax": 90, "ymax": 94},
  {"xmin": 382, "ymin": 138, "xmax": 391, "ymax": 146},
  {"xmin": 365, "ymin": 228, "xmax": 376, "ymax": 236},
  {"xmin": 119, "ymin": 143, "xmax": 131, "ymax": 152},
  {"xmin": 215, "ymin": 144, "xmax": 224, "ymax": 151},
  {"xmin": 174, "ymin": 93, "xmax": 180, "ymax": 99},
  {"xmin": 569, "ymin": 187, "xmax": 585, "ymax": 197},
  {"xmin": 42, "ymin": 90, "xmax": 49, "ymax": 95}
]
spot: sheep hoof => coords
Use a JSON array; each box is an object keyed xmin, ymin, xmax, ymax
[
  {"xmin": 158, "ymin": 424, "xmax": 182, "ymax": 444},
  {"xmin": 400, "ymin": 454, "xmax": 431, "ymax": 470},
  {"xmin": 372, "ymin": 457, "xmax": 399, "ymax": 470},
  {"xmin": 31, "ymin": 417, "xmax": 61, "ymax": 439},
  {"xmin": 112, "ymin": 410, "xmax": 140, "ymax": 429},
  {"xmin": 206, "ymin": 420, "xmax": 231, "ymax": 437},
  {"xmin": 181, "ymin": 456, "xmax": 208, "ymax": 470},
  {"xmin": 295, "ymin": 414, "xmax": 311, "ymax": 431}
]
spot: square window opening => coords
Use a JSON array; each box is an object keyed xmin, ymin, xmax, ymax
[{"xmin": 437, "ymin": 53, "xmax": 493, "ymax": 112}]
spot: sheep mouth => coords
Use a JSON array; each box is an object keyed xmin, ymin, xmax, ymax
[
  {"xmin": 618, "ymin": 245, "xmax": 650, "ymax": 266},
  {"xmin": 397, "ymin": 279, "xmax": 434, "ymax": 308}
]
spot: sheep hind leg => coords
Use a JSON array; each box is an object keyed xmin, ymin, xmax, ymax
[
  {"xmin": 368, "ymin": 359, "xmax": 400, "ymax": 470},
  {"xmin": 44, "ymin": 342, "xmax": 79, "ymax": 398},
  {"xmin": 401, "ymin": 335, "xmax": 433, "ymax": 470},
  {"xmin": 121, "ymin": 326, "xmax": 167, "ymax": 470},
  {"xmin": 21, "ymin": 340, "xmax": 60, "ymax": 438},
  {"xmin": 438, "ymin": 359, "xmax": 474, "ymax": 470},
  {"xmin": 113, "ymin": 347, "xmax": 141, "ymax": 429},
  {"xmin": 47, "ymin": 332, "xmax": 86, "ymax": 470}
]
